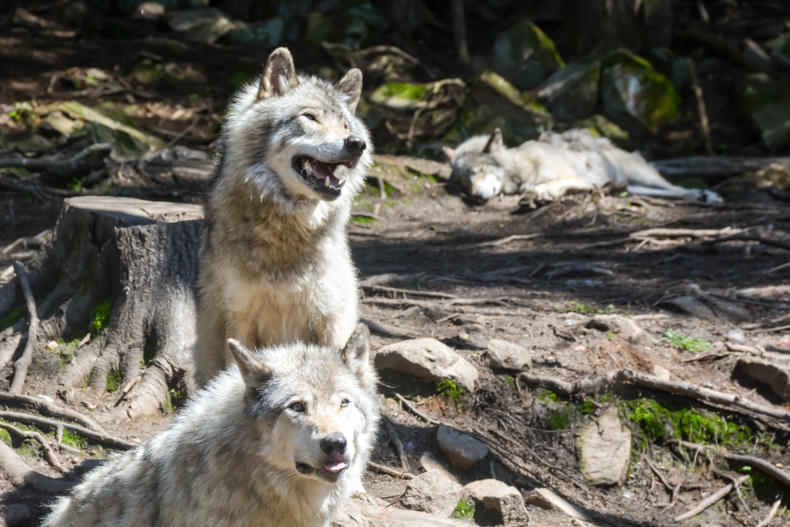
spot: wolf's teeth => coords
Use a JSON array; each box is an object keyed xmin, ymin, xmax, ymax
[
  {"xmin": 337, "ymin": 179, "xmax": 346, "ymax": 188},
  {"xmin": 324, "ymin": 177, "xmax": 330, "ymax": 187}
]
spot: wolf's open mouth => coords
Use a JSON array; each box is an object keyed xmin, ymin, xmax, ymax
[
  {"xmin": 295, "ymin": 456, "xmax": 349, "ymax": 483},
  {"xmin": 292, "ymin": 156, "xmax": 352, "ymax": 200}
]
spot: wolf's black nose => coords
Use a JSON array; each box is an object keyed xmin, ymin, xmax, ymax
[
  {"xmin": 344, "ymin": 135, "xmax": 366, "ymax": 155},
  {"xmin": 320, "ymin": 434, "xmax": 347, "ymax": 455}
]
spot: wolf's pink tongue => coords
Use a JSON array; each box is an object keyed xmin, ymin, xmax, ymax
[
  {"xmin": 324, "ymin": 461, "xmax": 348, "ymax": 473},
  {"xmin": 313, "ymin": 161, "xmax": 333, "ymax": 180}
]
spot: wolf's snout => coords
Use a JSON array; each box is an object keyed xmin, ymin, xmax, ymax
[
  {"xmin": 320, "ymin": 433, "xmax": 347, "ymax": 455},
  {"xmin": 344, "ymin": 136, "xmax": 366, "ymax": 156}
]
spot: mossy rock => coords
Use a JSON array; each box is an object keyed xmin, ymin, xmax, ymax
[
  {"xmin": 474, "ymin": 71, "xmax": 551, "ymax": 120},
  {"xmin": 574, "ymin": 114, "xmax": 631, "ymax": 148},
  {"xmin": 601, "ymin": 49, "xmax": 680, "ymax": 135},
  {"xmin": 535, "ymin": 61, "xmax": 601, "ymax": 121},
  {"xmin": 370, "ymin": 82, "xmax": 429, "ymax": 111},
  {"xmin": 741, "ymin": 74, "xmax": 790, "ymax": 151},
  {"xmin": 492, "ymin": 19, "xmax": 564, "ymax": 90}
]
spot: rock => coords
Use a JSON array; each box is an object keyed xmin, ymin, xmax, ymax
[
  {"xmin": 419, "ymin": 451, "xmax": 458, "ymax": 482},
  {"xmin": 658, "ymin": 296, "xmax": 717, "ymax": 319},
  {"xmin": 535, "ymin": 60, "xmax": 601, "ymax": 121},
  {"xmin": 734, "ymin": 357, "xmax": 790, "ymax": 401},
  {"xmin": 399, "ymin": 470, "xmax": 464, "ymax": 516},
  {"xmin": 436, "ymin": 425, "xmax": 488, "ymax": 469},
  {"xmin": 524, "ymin": 488, "xmax": 589, "ymax": 521},
  {"xmin": 492, "ymin": 19, "xmax": 564, "ymax": 90},
  {"xmin": 601, "ymin": 49, "xmax": 680, "ymax": 135},
  {"xmin": 585, "ymin": 314, "xmax": 646, "ymax": 344},
  {"xmin": 574, "ymin": 114, "xmax": 631, "ymax": 148},
  {"xmin": 652, "ymin": 365, "xmax": 671, "ymax": 381},
  {"xmin": 463, "ymin": 479, "xmax": 528, "ymax": 527},
  {"xmin": 375, "ymin": 338, "xmax": 479, "ymax": 392},
  {"xmin": 576, "ymin": 406, "xmax": 631, "ymax": 485},
  {"xmin": 335, "ymin": 495, "xmax": 471, "ymax": 526},
  {"xmin": 486, "ymin": 339, "xmax": 532, "ymax": 371},
  {"xmin": 166, "ymin": 8, "xmax": 235, "ymax": 44},
  {"xmin": 742, "ymin": 74, "xmax": 790, "ymax": 150}
]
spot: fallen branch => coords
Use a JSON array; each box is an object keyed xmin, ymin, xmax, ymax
[
  {"xmin": 673, "ymin": 475, "xmax": 748, "ymax": 521},
  {"xmin": 0, "ymin": 421, "xmax": 69, "ymax": 473},
  {"xmin": 383, "ymin": 417, "xmax": 409, "ymax": 472},
  {"xmin": 686, "ymin": 58, "xmax": 714, "ymax": 156},
  {"xmin": 361, "ymin": 318, "xmax": 418, "ymax": 339},
  {"xmin": 518, "ymin": 369, "xmax": 790, "ymax": 423},
  {"xmin": 0, "ymin": 142, "xmax": 110, "ymax": 179},
  {"xmin": 394, "ymin": 393, "xmax": 440, "ymax": 425},
  {"xmin": 0, "ymin": 391, "xmax": 107, "ymax": 434},
  {"xmin": 677, "ymin": 440, "xmax": 790, "ymax": 487},
  {"xmin": 367, "ymin": 460, "xmax": 414, "ymax": 480},
  {"xmin": 456, "ymin": 233, "xmax": 540, "ymax": 250},
  {"xmin": 0, "ymin": 409, "xmax": 137, "ymax": 450},
  {"xmin": 0, "ymin": 441, "xmax": 73, "ymax": 494},
  {"xmin": 9, "ymin": 263, "xmax": 37, "ymax": 394}
]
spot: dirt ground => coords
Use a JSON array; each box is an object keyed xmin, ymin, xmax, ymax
[{"xmin": 1, "ymin": 10, "xmax": 789, "ymax": 527}]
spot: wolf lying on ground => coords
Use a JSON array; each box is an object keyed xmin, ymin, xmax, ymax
[
  {"xmin": 446, "ymin": 128, "xmax": 722, "ymax": 204},
  {"xmin": 42, "ymin": 337, "xmax": 379, "ymax": 527},
  {"xmin": 194, "ymin": 47, "xmax": 372, "ymax": 386}
]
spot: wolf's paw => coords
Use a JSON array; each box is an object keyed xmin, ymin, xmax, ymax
[{"xmin": 351, "ymin": 490, "xmax": 377, "ymax": 505}]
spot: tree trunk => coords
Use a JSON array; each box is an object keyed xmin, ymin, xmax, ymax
[{"xmin": 0, "ymin": 196, "xmax": 203, "ymax": 419}]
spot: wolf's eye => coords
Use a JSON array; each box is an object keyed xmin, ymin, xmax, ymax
[
  {"xmin": 289, "ymin": 401, "xmax": 306, "ymax": 413},
  {"xmin": 303, "ymin": 112, "xmax": 318, "ymax": 122},
  {"xmin": 340, "ymin": 398, "xmax": 350, "ymax": 408}
]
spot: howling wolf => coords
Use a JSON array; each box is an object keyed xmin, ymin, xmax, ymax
[
  {"xmin": 42, "ymin": 336, "xmax": 380, "ymax": 527},
  {"xmin": 194, "ymin": 47, "xmax": 373, "ymax": 386},
  {"xmin": 446, "ymin": 128, "xmax": 722, "ymax": 203}
]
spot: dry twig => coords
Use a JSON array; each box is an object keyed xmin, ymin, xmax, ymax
[
  {"xmin": 367, "ymin": 461, "xmax": 414, "ymax": 480},
  {"xmin": 0, "ymin": 421, "xmax": 69, "ymax": 473},
  {"xmin": 673, "ymin": 475, "xmax": 747, "ymax": 521},
  {"xmin": 678, "ymin": 440, "xmax": 790, "ymax": 487},
  {"xmin": 384, "ymin": 417, "xmax": 410, "ymax": 472},
  {"xmin": 756, "ymin": 498, "xmax": 782, "ymax": 527}
]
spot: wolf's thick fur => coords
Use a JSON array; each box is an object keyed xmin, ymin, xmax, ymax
[
  {"xmin": 194, "ymin": 47, "xmax": 372, "ymax": 386},
  {"xmin": 42, "ymin": 339, "xmax": 379, "ymax": 527},
  {"xmin": 447, "ymin": 128, "xmax": 721, "ymax": 203}
]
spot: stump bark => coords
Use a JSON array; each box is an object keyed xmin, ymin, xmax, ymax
[{"xmin": 0, "ymin": 196, "xmax": 203, "ymax": 419}]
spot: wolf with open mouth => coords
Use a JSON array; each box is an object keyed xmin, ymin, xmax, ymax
[{"xmin": 194, "ymin": 47, "xmax": 373, "ymax": 386}]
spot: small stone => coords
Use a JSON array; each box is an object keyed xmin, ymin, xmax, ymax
[
  {"xmin": 436, "ymin": 425, "xmax": 488, "ymax": 469},
  {"xmin": 576, "ymin": 406, "xmax": 631, "ymax": 485},
  {"xmin": 419, "ymin": 452, "xmax": 458, "ymax": 482},
  {"xmin": 486, "ymin": 339, "xmax": 532, "ymax": 371},
  {"xmin": 727, "ymin": 329, "xmax": 746, "ymax": 342},
  {"xmin": 463, "ymin": 479, "xmax": 528, "ymax": 527},
  {"xmin": 46, "ymin": 340, "xmax": 59, "ymax": 350},
  {"xmin": 375, "ymin": 338, "xmax": 479, "ymax": 392},
  {"xmin": 652, "ymin": 365, "xmax": 670, "ymax": 381},
  {"xmin": 586, "ymin": 314, "xmax": 646, "ymax": 344},
  {"xmin": 400, "ymin": 470, "xmax": 464, "ymax": 516}
]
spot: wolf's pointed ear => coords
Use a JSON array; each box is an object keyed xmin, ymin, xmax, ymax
[
  {"xmin": 340, "ymin": 323, "xmax": 377, "ymax": 391},
  {"xmin": 442, "ymin": 145, "xmax": 456, "ymax": 162},
  {"xmin": 483, "ymin": 128, "xmax": 504, "ymax": 153},
  {"xmin": 228, "ymin": 339, "xmax": 271, "ymax": 387},
  {"xmin": 336, "ymin": 68, "xmax": 363, "ymax": 113},
  {"xmin": 258, "ymin": 47, "xmax": 299, "ymax": 99}
]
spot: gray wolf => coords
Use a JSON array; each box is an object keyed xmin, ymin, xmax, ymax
[
  {"xmin": 194, "ymin": 47, "xmax": 372, "ymax": 386},
  {"xmin": 42, "ymin": 337, "xmax": 380, "ymax": 527},
  {"xmin": 446, "ymin": 128, "xmax": 722, "ymax": 203}
]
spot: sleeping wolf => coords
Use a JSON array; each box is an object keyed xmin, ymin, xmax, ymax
[
  {"xmin": 42, "ymin": 337, "xmax": 379, "ymax": 527},
  {"xmin": 194, "ymin": 47, "xmax": 372, "ymax": 386},
  {"xmin": 446, "ymin": 128, "xmax": 721, "ymax": 203}
]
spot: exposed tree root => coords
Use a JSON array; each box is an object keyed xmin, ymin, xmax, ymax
[
  {"xmin": 519, "ymin": 369, "xmax": 790, "ymax": 426},
  {"xmin": 0, "ymin": 196, "xmax": 203, "ymax": 419},
  {"xmin": 677, "ymin": 440, "xmax": 790, "ymax": 487},
  {"xmin": 0, "ymin": 441, "xmax": 73, "ymax": 494},
  {"xmin": 0, "ymin": 392, "xmax": 106, "ymax": 434},
  {"xmin": 0, "ymin": 421, "xmax": 69, "ymax": 473},
  {"xmin": 673, "ymin": 475, "xmax": 748, "ymax": 522},
  {"xmin": 0, "ymin": 410, "xmax": 136, "ymax": 450},
  {"xmin": 9, "ymin": 263, "xmax": 38, "ymax": 394}
]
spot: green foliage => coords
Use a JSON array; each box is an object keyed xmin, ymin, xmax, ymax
[
  {"xmin": 351, "ymin": 215, "xmax": 375, "ymax": 225},
  {"xmin": 105, "ymin": 369, "xmax": 122, "ymax": 392},
  {"xmin": 563, "ymin": 301, "xmax": 615, "ymax": 315},
  {"xmin": 663, "ymin": 329, "xmax": 710, "ymax": 353},
  {"xmin": 162, "ymin": 388, "xmax": 186, "ymax": 414},
  {"xmin": 0, "ymin": 428, "xmax": 11, "ymax": 446},
  {"xmin": 624, "ymin": 398, "xmax": 755, "ymax": 447},
  {"xmin": 437, "ymin": 379, "xmax": 464, "ymax": 409},
  {"xmin": 61, "ymin": 429, "xmax": 88, "ymax": 450},
  {"xmin": 537, "ymin": 390, "xmax": 559, "ymax": 402},
  {"xmin": 90, "ymin": 300, "xmax": 113, "ymax": 335},
  {"xmin": 504, "ymin": 375, "xmax": 515, "ymax": 388},
  {"xmin": 453, "ymin": 498, "xmax": 475, "ymax": 520}
]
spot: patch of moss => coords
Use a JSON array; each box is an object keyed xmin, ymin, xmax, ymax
[
  {"xmin": 0, "ymin": 428, "xmax": 11, "ymax": 446},
  {"xmin": 436, "ymin": 379, "xmax": 464, "ymax": 410},
  {"xmin": 663, "ymin": 329, "xmax": 710, "ymax": 353},
  {"xmin": 61, "ymin": 429, "xmax": 88, "ymax": 450},
  {"xmin": 452, "ymin": 498, "xmax": 475, "ymax": 520},
  {"xmin": 504, "ymin": 375, "xmax": 515, "ymax": 388},
  {"xmin": 90, "ymin": 300, "xmax": 113, "ymax": 335},
  {"xmin": 351, "ymin": 215, "xmax": 375, "ymax": 225},
  {"xmin": 624, "ymin": 398, "xmax": 755, "ymax": 447},
  {"xmin": 105, "ymin": 369, "xmax": 122, "ymax": 392}
]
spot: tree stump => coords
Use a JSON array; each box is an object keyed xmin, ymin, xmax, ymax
[{"xmin": 0, "ymin": 196, "xmax": 203, "ymax": 419}]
